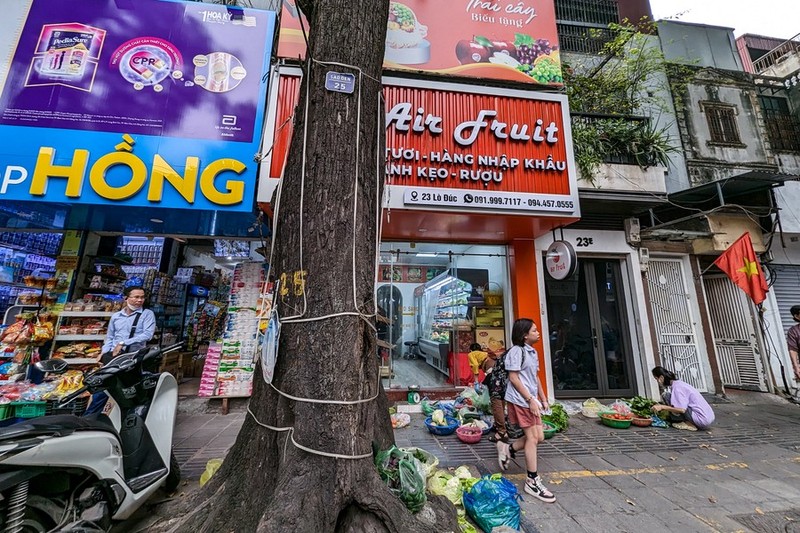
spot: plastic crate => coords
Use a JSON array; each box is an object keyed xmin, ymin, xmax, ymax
[
  {"xmin": 13, "ymin": 401, "xmax": 47, "ymax": 419},
  {"xmin": 44, "ymin": 396, "xmax": 89, "ymax": 416},
  {"xmin": 0, "ymin": 403, "xmax": 12, "ymax": 421}
]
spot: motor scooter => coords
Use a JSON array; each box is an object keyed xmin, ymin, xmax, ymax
[{"xmin": 0, "ymin": 343, "xmax": 183, "ymax": 532}]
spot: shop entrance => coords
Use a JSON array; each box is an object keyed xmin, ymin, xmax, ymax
[
  {"xmin": 377, "ymin": 242, "xmax": 509, "ymax": 389},
  {"xmin": 546, "ymin": 259, "xmax": 635, "ymax": 398}
]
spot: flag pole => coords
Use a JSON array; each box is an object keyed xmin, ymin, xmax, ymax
[{"xmin": 755, "ymin": 303, "xmax": 791, "ymax": 395}]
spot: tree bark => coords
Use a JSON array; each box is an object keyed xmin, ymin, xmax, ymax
[{"xmin": 155, "ymin": 1, "xmax": 459, "ymax": 532}]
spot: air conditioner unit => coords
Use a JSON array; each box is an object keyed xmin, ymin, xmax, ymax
[{"xmin": 624, "ymin": 218, "xmax": 641, "ymax": 245}]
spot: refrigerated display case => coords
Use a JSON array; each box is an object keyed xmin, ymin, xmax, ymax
[{"xmin": 414, "ymin": 273, "xmax": 472, "ymax": 375}]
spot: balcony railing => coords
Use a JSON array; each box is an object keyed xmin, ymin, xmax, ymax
[
  {"xmin": 555, "ymin": 0, "xmax": 619, "ymax": 26},
  {"xmin": 753, "ymin": 33, "xmax": 800, "ymax": 74},
  {"xmin": 571, "ymin": 113, "xmax": 660, "ymax": 166},
  {"xmin": 557, "ymin": 24, "xmax": 616, "ymax": 54}
]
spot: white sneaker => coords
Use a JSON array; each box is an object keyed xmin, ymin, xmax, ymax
[
  {"xmin": 497, "ymin": 440, "xmax": 510, "ymax": 471},
  {"xmin": 524, "ymin": 475, "xmax": 556, "ymax": 503}
]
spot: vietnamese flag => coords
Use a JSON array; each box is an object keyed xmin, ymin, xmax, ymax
[{"xmin": 713, "ymin": 232, "xmax": 769, "ymax": 305}]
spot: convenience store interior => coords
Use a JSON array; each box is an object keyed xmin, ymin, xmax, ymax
[
  {"xmin": 377, "ymin": 241, "xmax": 511, "ymax": 390},
  {"xmin": 0, "ymin": 230, "xmax": 267, "ymax": 390}
]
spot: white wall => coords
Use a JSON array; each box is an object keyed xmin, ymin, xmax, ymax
[{"xmin": 774, "ymin": 183, "xmax": 800, "ymax": 235}]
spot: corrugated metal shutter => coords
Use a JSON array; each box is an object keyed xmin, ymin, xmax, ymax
[
  {"xmin": 704, "ymin": 276, "xmax": 767, "ymax": 391},
  {"xmin": 771, "ymin": 264, "xmax": 800, "ymax": 335}
]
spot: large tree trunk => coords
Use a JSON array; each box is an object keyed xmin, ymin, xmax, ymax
[{"xmin": 158, "ymin": 1, "xmax": 459, "ymax": 532}]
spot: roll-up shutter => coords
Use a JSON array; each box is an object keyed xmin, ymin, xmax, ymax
[{"xmin": 770, "ymin": 264, "xmax": 800, "ymax": 335}]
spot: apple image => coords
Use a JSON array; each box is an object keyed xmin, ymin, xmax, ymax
[
  {"xmin": 455, "ymin": 38, "xmax": 491, "ymax": 65},
  {"xmin": 490, "ymin": 39, "xmax": 517, "ymax": 59}
]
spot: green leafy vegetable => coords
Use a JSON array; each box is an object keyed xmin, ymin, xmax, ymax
[
  {"xmin": 541, "ymin": 403, "xmax": 569, "ymax": 431},
  {"xmin": 625, "ymin": 396, "xmax": 657, "ymax": 418}
]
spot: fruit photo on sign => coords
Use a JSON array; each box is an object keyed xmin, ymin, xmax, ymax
[
  {"xmin": 454, "ymin": 33, "xmax": 563, "ymax": 85},
  {"xmin": 455, "ymin": 35, "xmax": 517, "ymax": 65}
]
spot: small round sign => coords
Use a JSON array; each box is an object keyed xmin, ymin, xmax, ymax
[{"xmin": 545, "ymin": 241, "xmax": 577, "ymax": 280}]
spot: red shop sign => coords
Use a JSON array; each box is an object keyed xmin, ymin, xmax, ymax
[{"xmin": 258, "ymin": 74, "xmax": 578, "ymax": 217}]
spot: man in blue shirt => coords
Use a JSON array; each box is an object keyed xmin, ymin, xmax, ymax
[{"xmin": 84, "ymin": 286, "xmax": 156, "ymax": 415}]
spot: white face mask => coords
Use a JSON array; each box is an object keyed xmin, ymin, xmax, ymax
[{"xmin": 127, "ymin": 302, "xmax": 141, "ymax": 311}]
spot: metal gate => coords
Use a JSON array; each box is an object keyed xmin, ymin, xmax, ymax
[
  {"xmin": 771, "ymin": 264, "xmax": 800, "ymax": 335},
  {"xmin": 703, "ymin": 276, "xmax": 768, "ymax": 391},
  {"xmin": 646, "ymin": 259, "xmax": 708, "ymax": 392}
]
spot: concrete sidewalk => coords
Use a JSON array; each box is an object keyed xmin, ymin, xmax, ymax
[
  {"xmin": 395, "ymin": 390, "xmax": 800, "ymax": 533},
  {"xmin": 158, "ymin": 389, "xmax": 800, "ymax": 533}
]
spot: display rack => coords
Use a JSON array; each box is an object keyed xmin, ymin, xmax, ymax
[
  {"xmin": 415, "ymin": 274, "xmax": 472, "ymax": 375},
  {"xmin": 198, "ymin": 262, "xmax": 264, "ymax": 401},
  {"xmin": 79, "ymin": 256, "xmax": 129, "ymax": 297},
  {"xmin": 49, "ymin": 310, "xmax": 112, "ymax": 365}
]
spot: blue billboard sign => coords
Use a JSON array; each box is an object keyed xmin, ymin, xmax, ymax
[{"xmin": 0, "ymin": 0, "xmax": 276, "ymax": 212}]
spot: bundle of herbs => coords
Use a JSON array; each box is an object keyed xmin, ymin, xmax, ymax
[
  {"xmin": 625, "ymin": 396, "xmax": 657, "ymax": 418},
  {"xmin": 541, "ymin": 403, "xmax": 569, "ymax": 431}
]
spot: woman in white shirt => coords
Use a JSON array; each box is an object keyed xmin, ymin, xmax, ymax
[{"xmin": 497, "ymin": 318, "xmax": 555, "ymax": 503}]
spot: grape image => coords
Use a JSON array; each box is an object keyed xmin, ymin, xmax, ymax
[{"xmin": 512, "ymin": 33, "xmax": 561, "ymax": 84}]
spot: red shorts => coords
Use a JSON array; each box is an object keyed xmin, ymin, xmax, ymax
[{"xmin": 507, "ymin": 402, "xmax": 542, "ymax": 428}]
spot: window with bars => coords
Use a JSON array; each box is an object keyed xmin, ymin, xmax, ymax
[
  {"xmin": 555, "ymin": 0, "xmax": 619, "ymax": 25},
  {"xmin": 555, "ymin": 0, "xmax": 619, "ymax": 53},
  {"xmin": 758, "ymin": 96, "xmax": 800, "ymax": 152},
  {"xmin": 703, "ymin": 105, "xmax": 743, "ymax": 145}
]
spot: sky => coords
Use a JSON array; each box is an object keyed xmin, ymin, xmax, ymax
[{"xmin": 649, "ymin": 0, "xmax": 798, "ymax": 39}]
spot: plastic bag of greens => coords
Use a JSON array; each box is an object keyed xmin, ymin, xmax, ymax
[
  {"xmin": 473, "ymin": 387, "xmax": 491, "ymax": 414},
  {"xmin": 400, "ymin": 447, "xmax": 439, "ymax": 478},
  {"xmin": 428, "ymin": 469, "xmax": 463, "ymax": 505},
  {"xmin": 421, "ymin": 399, "xmax": 437, "ymax": 416},
  {"xmin": 375, "ymin": 446, "xmax": 427, "ymax": 513},
  {"xmin": 460, "ymin": 387, "xmax": 491, "ymax": 414},
  {"xmin": 463, "ymin": 476, "xmax": 521, "ymax": 531}
]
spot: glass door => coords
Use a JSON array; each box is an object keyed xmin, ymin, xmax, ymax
[{"xmin": 546, "ymin": 259, "xmax": 634, "ymax": 398}]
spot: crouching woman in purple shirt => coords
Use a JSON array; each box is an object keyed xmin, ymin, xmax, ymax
[{"xmin": 651, "ymin": 366, "xmax": 715, "ymax": 431}]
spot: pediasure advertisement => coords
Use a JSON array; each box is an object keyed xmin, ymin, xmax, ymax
[
  {"xmin": 278, "ymin": 0, "xmax": 562, "ymax": 86},
  {"xmin": 0, "ymin": 0, "xmax": 276, "ymax": 212}
]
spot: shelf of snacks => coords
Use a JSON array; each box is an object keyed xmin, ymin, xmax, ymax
[
  {"xmin": 58, "ymin": 311, "xmax": 114, "ymax": 318},
  {"xmin": 52, "ymin": 341, "xmax": 102, "ymax": 363},
  {"xmin": 84, "ymin": 263, "xmax": 128, "ymax": 281},
  {"xmin": 53, "ymin": 335, "xmax": 106, "ymax": 341},
  {"xmin": 0, "ymin": 369, "xmax": 89, "ymax": 423},
  {"xmin": 0, "ymin": 233, "xmax": 64, "ymax": 320},
  {"xmin": 63, "ymin": 296, "xmax": 124, "ymax": 313},
  {"xmin": 0, "ymin": 310, "xmax": 56, "ymax": 383}
]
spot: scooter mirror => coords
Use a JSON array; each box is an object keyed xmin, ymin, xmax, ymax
[{"xmin": 36, "ymin": 358, "xmax": 69, "ymax": 374}]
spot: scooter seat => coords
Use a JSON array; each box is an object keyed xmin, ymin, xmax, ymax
[{"xmin": 0, "ymin": 414, "xmax": 118, "ymax": 443}]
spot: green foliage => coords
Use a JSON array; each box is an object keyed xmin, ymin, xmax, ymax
[{"xmin": 565, "ymin": 20, "xmax": 680, "ymax": 182}]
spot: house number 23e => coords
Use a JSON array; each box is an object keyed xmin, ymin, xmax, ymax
[{"xmin": 576, "ymin": 237, "xmax": 594, "ymax": 247}]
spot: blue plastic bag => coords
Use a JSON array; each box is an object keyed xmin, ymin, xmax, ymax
[
  {"xmin": 463, "ymin": 475, "xmax": 521, "ymax": 531},
  {"xmin": 651, "ymin": 414, "xmax": 669, "ymax": 428}
]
